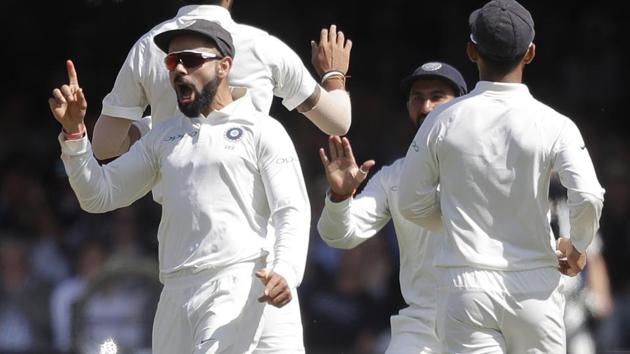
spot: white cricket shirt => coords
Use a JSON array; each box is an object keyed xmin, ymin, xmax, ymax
[
  {"xmin": 101, "ymin": 5, "xmax": 317, "ymax": 124},
  {"xmin": 399, "ymin": 81, "xmax": 605, "ymax": 271},
  {"xmin": 61, "ymin": 92, "xmax": 310, "ymax": 287},
  {"xmin": 317, "ymin": 159, "xmax": 440, "ymax": 351}
]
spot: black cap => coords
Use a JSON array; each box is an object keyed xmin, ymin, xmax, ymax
[
  {"xmin": 154, "ymin": 19, "xmax": 235, "ymax": 58},
  {"xmin": 400, "ymin": 62, "xmax": 468, "ymax": 97},
  {"xmin": 469, "ymin": 0, "xmax": 534, "ymax": 61}
]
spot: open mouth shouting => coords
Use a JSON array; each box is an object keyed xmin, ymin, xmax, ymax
[{"xmin": 174, "ymin": 77, "xmax": 197, "ymax": 105}]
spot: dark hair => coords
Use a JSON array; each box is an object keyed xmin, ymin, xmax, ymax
[{"xmin": 477, "ymin": 48, "xmax": 527, "ymax": 77}]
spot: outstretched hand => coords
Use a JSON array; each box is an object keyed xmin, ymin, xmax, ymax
[
  {"xmin": 48, "ymin": 60, "xmax": 87, "ymax": 134},
  {"xmin": 319, "ymin": 136, "xmax": 375, "ymax": 201},
  {"xmin": 556, "ymin": 237, "xmax": 587, "ymax": 277},
  {"xmin": 255, "ymin": 269, "xmax": 292, "ymax": 308},
  {"xmin": 310, "ymin": 24, "xmax": 352, "ymax": 78}
]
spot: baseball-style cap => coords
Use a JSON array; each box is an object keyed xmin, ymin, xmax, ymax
[
  {"xmin": 400, "ymin": 62, "xmax": 468, "ymax": 97},
  {"xmin": 469, "ymin": 0, "xmax": 535, "ymax": 61},
  {"xmin": 154, "ymin": 19, "xmax": 235, "ymax": 58}
]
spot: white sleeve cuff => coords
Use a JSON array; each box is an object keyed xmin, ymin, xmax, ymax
[
  {"xmin": 101, "ymin": 103, "xmax": 144, "ymax": 121},
  {"xmin": 58, "ymin": 133, "xmax": 90, "ymax": 156},
  {"xmin": 272, "ymin": 262, "xmax": 299, "ymax": 289}
]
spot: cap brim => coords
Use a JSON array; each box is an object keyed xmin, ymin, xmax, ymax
[
  {"xmin": 400, "ymin": 73, "xmax": 466, "ymax": 97},
  {"xmin": 154, "ymin": 28, "xmax": 223, "ymax": 54},
  {"xmin": 154, "ymin": 29, "xmax": 197, "ymax": 53}
]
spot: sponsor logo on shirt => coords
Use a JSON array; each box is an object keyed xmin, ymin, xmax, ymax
[
  {"xmin": 163, "ymin": 130, "xmax": 198, "ymax": 142},
  {"xmin": 276, "ymin": 156, "xmax": 298, "ymax": 164}
]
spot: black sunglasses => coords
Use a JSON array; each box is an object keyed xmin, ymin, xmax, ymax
[{"xmin": 164, "ymin": 50, "xmax": 222, "ymax": 71}]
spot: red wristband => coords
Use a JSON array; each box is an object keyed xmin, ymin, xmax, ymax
[{"xmin": 63, "ymin": 125, "xmax": 86, "ymax": 140}]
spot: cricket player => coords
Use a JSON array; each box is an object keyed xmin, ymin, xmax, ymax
[
  {"xmin": 317, "ymin": 62, "xmax": 467, "ymax": 353},
  {"xmin": 48, "ymin": 20, "xmax": 310, "ymax": 354},
  {"xmin": 92, "ymin": 2, "xmax": 350, "ymax": 351},
  {"xmin": 397, "ymin": 0, "xmax": 605, "ymax": 352}
]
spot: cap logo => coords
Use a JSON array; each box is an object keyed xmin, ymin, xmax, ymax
[
  {"xmin": 421, "ymin": 62, "xmax": 442, "ymax": 71},
  {"xmin": 225, "ymin": 127, "xmax": 243, "ymax": 141}
]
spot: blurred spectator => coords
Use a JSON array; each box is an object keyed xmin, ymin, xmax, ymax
[
  {"xmin": 550, "ymin": 185, "xmax": 613, "ymax": 354},
  {"xmin": 71, "ymin": 257, "xmax": 161, "ymax": 354},
  {"xmin": 107, "ymin": 207, "xmax": 146, "ymax": 261},
  {"xmin": 0, "ymin": 235, "xmax": 52, "ymax": 353},
  {"xmin": 596, "ymin": 158, "xmax": 630, "ymax": 351},
  {"xmin": 302, "ymin": 237, "xmax": 392, "ymax": 353},
  {"xmin": 50, "ymin": 238, "xmax": 109, "ymax": 353}
]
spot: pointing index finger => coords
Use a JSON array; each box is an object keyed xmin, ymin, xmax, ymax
[{"xmin": 66, "ymin": 60, "xmax": 79, "ymax": 87}]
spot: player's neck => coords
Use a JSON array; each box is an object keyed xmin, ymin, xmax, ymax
[
  {"xmin": 479, "ymin": 70, "xmax": 523, "ymax": 84},
  {"xmin": 204, "ymin": 90, "xmax": 234, "ymax": 115}
]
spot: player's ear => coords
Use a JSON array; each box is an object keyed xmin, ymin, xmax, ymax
[
  {"xmin": 466, "ymin": 42, "xmax": 479, "ymax": 63},
  {"xmin": 523, "ymin": 43, "xmax": 536, "ymax": 64},
  {"xmin": 218, "ymin": 57, "xmax": 232, "ymax": 79},
  {"xmin": 222, "ymin": 0, "xmax": 234, "ymax": 10}
]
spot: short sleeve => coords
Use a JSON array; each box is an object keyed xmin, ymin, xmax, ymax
[
  {"xmin": 256, "ymin": 36, "xmax": 317, "ymax": 111},
  {"xmin": 101, "ymin": 37, "xmax": 150, "ymax": 121}
]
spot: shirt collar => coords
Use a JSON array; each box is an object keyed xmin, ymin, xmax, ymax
[
  {"xmin": 176, "ymin": 5, "xmax": 235, "ymax": 27},
  {"xmin": 471, "ymin": 81, "xmax": 531, "ymax": 96},
  {"xmin": 191, "ymin": 88, "xmax": 254, "ymax": 123}
]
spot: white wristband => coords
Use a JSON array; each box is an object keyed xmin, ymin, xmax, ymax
[{"xmin": 321, "ymin": 70, "xmax": 345, "ymax": 84}]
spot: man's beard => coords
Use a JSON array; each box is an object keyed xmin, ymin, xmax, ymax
[{"xmin": 176, "ymin": 75, "xmax": 220, "ymax": 118}]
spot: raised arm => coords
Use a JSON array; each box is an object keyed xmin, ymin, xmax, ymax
[
  {"xmin": 48, "ymin": 60, "xmax": 87, "ymax": 136},
  {"xmin": 316, "ymin": 136, "xmax": 397, "ymax": 249},
  {"xmin": 49, "ymin": 60, "xmax": 158, "ymax": 213},
  {"xmin": 296, "ymin": 24, "xmax": 352, "ymax": 135}
]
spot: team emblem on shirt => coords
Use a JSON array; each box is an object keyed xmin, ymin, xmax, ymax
[{"xmin": 225, "ymin": 127, "xmax": 244, "ymax": 142}]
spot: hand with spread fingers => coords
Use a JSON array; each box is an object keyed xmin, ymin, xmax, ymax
[
  {"xmin": 256, "ymin": 269, "xmax": 292, "ymax": 308},
  {"xmin": 319, "ymin": 136, "xmax": 375, "ymax": 202},
  {"xmin": 48, "ymin": 60, "xmax": 87, "ymax": 135},
  {"xmin": 556, "ymin": 237, "xmax": 587, "ymax": 277},
  {"xmin": 310, "ymin": 24, "xmax": 352, "ymax": 79}
]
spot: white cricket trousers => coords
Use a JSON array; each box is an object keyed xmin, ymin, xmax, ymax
[
  {"xmin": 152, "ymin": 261, "xmax": 266, "ymax": 354},
  {"xmin": 253, "ymin": 288, "xmax": 305, "ymax": 354},
  {"xmin": 384, "ymin": 309, "xmax": 441, "ymax": 354},
  {"xmin": 435, "ymin": 267, "xmax": 566, "ymax": 354}
]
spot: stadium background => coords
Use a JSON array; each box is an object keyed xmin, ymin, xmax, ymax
[{"xmin": 0, "ymin": 0, "xmax": 628, "ymax": 353}]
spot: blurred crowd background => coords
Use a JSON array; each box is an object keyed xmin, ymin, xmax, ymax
[{"xmin": 0, "ymin": 0, "xmax": 627, "ymax": 353}]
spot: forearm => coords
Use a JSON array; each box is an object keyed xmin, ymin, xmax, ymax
[
  {"xmin": 92, "ymin": 114, "xmax": 134, "ymax": 160},
  {"xmin": 59, "ymin": 134, "xmax": 154, "ymax": 213},
  {"xmin": 271, "ymin": 203, "xmax": 310, "ymax": 289},
  {"xmin": 301, "ymin": 87, "xmax": 351, "ymax": 135},
  {"xmin": 568, "ymin": 191, "xmax": 603, "ymax": 253},
  {"xmin": 586, "ymin": 253, "xmax": 613, "ymax": 316},
  {"xmin": 317, "ymin": 193, "xmax": 389, "ymax": 249}
]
